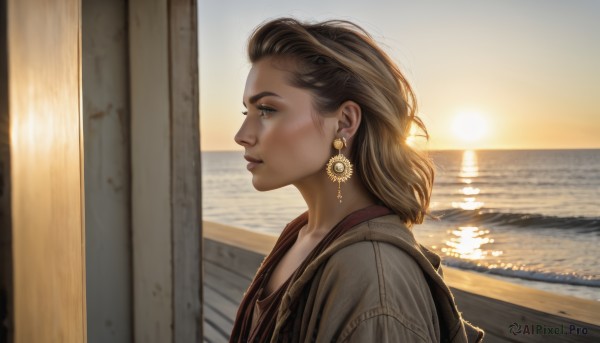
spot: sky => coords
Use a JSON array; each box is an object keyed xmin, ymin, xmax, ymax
[{"xmin": 198, "ymin": 0, "xmax": 600, "ymax": 151}]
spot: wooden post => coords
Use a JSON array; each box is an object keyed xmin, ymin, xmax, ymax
[
  {"xmin": 82, "ymin": 0, "xmax": 132, "ymax": 342},
  {"xmin": 130, "ymin": 0, "xmax": 202, "ymax": 341},
  {"xmin": 8, "ymin": 0, "xmax": 87, "ymax": 342},
  {"xmin": 168, "ymin": 0, "xmax": 202, "ymax": 342}
]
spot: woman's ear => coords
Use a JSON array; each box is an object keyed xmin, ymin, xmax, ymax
[{"xmin": 336, "ymin": 100, "xmax": 361, "ymax": 140}]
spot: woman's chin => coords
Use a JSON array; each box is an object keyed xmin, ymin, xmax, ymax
[{"xmin": 252, "ymin": 177, "xmax": 285, "ymax": 192}]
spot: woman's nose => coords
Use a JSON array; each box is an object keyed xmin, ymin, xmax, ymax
[{"xmin": 234, "ymin": 118, "xmax": 257, "ymax": 147}]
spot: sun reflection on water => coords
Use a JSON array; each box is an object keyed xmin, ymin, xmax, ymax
[
  {"xmin": 458, "ymin": 150, "xmax": 479, "ymax": 178},
  {"xmin": 443, "ymin": 151, "xmax": 503, "ymax": 261},
  {"xmin": 461, "ymin": 186, "xmax": 480, "ymax": 195},
  {"xmin": 441, "ymin": 226, "xmax": 504, "ymax": 261},
  {"xmin": 452, "ymin": 150, "xmax": 484, "ymax": 211}
]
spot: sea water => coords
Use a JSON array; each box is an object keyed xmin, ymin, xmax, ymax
[{"xmin": 201, "ymin": 149, "xmax": 600, "ymax": 301}]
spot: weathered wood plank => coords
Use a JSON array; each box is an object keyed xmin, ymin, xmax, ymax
[
  {"xmin": 203, "ymin": 298, "xmax": 234, "ymax": 336},
  {"xmin": 204, "ymin": 285, "xmax": 240, "ymax": 324},
  {"xmin": 202, "ymin": 281, "xmax": 240, "ymax": 342},
  {"xmin": 444, "ymin": 268, "xmax": 600, "ymax": 327},
  {"xmin": 203, "ymin": 254, "xmax": 254, "ymax": 341},
  {"xmin": 204, "ymin": 235, "xmax": 264, "ymax": 280},
  {"xmin": 452, "ymin": 288, "xmax": 600, "ymax": 342},
  {"xmin": 204, "ymin": 261, "xmax": 248, "ymax": 302},
  {"xmin": 169, "ymin": 0, "xmax": 202, "ymax": 341},
  {"xmin": 130, "ymin": 0, "xmax": 173, "ymax": 340},
  {"xmin": 82, "ymin": 0, "xmax": 132, "ymax": 341},
  {"xmin": 202, "ymin": 317, "xmax": 225, "ymax": 343},
  {"xmin": 9, "ymin": 0, "xmax": 86, "ymax": 341},
  {"xmin": 204, "ymin": 221, "xmax": 277, "ymax": 256}
]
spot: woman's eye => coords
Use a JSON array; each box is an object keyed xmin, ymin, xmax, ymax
[
  {"xmin": 241, "ymin": 105, "xmax": 276, "ymax": 117},
  {"xmin": 257, "ymin": 105, "xmax": 276, "ymax": 117}
]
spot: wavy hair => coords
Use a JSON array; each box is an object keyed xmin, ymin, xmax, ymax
[{"xmin": 247, "ymin": 18, "xmax": 434, "ymax": 226}]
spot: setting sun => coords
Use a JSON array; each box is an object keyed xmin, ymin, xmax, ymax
[{"xmin": 452, "ymin": 111, "xmax": 488, "ymax": 142}]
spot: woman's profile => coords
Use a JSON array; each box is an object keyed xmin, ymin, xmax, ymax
[{"xmin": 231, "ymin": 17, "xmax": 484, "ymax": 342}]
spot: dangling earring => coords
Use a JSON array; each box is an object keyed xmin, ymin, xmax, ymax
[{"xmin": 326, "ymin": 137, "xmax": 353, "ymax": 203}]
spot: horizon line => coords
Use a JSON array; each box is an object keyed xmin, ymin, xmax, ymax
[{"xmin": 201, "ymin": 147, "xmax": 600, "ymax": 153}]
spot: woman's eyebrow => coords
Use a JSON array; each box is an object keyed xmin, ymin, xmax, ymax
[{"xmin": 243, "ymin": 91, "xmax": 281, "ymax": 107}]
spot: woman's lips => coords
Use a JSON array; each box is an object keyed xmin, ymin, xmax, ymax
[{"xmin": 244, "ymin": 155, "xmax": 263, "ymax": 171}]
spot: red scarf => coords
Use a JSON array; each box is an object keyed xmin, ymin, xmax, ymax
[{"xmin": 229, "ymin": 205, "xmax": 393, "ymax": 342}]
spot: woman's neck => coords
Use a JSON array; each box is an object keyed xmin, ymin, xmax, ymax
[{"xmin": 294, "ymin": 171, "xmax": 376, "ymax": 238}]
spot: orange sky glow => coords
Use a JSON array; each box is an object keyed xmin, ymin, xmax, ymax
[{"xmin": 199, "ymin": 1, "xmax": 600, "ymax": 151}]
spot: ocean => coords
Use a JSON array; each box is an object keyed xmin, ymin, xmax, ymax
[{"xmin": 201, "ymin": 149, "xmax": 600, "ymax": 301}]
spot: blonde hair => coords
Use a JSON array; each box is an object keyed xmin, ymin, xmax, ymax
[{"xmin": 248, "ymin": 18, "xmax": 434, "ymax": 226}]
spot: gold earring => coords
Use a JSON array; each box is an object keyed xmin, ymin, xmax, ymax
[{"xmin": 326, "ymin": 137, "xmax": 353, "ymax": 203}]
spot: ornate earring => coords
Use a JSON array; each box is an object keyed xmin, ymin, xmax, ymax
[{"xmin": 326, "ymin": 137, "xmax": 353, "ymax": 203}]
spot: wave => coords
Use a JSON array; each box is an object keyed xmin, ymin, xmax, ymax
[
  {"xmin": 431, "ymin": 208, "xmax": 600, "ymax": 232},
  {"xmin": 433, "ymin": 180, "xmax": 599, "ymax": 187},
  {"xmin": 442, "ymin": 258, "xmax": 600, "ymax": 288}
]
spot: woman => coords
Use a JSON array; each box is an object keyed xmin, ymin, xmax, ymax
[{"xmin": 232, "ymin": 18, "xmax": 484, "ymax": 342}]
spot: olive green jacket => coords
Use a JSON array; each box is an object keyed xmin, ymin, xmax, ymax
[{"xmin": 271, "ymin": 214, "xmax": 484, "ymax": 342}]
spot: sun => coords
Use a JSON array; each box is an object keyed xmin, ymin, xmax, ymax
[{"xmin": 452, "ymin": 111, "xmax": 488, "ymax": 142}]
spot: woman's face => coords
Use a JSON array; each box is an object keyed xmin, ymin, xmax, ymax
[{"xmin": 235, "ymin": 57, "xmax": 336, "ymax": 191}]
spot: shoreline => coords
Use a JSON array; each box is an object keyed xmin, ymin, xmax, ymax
[{"xmin": 483, "ymin": 272, "xmax": 599, "ymax": 302}]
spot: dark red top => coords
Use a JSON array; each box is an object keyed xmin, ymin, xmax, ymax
[{"xmin": 229, "ymin": 205, "xmax": 393, "ymax": 342}]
